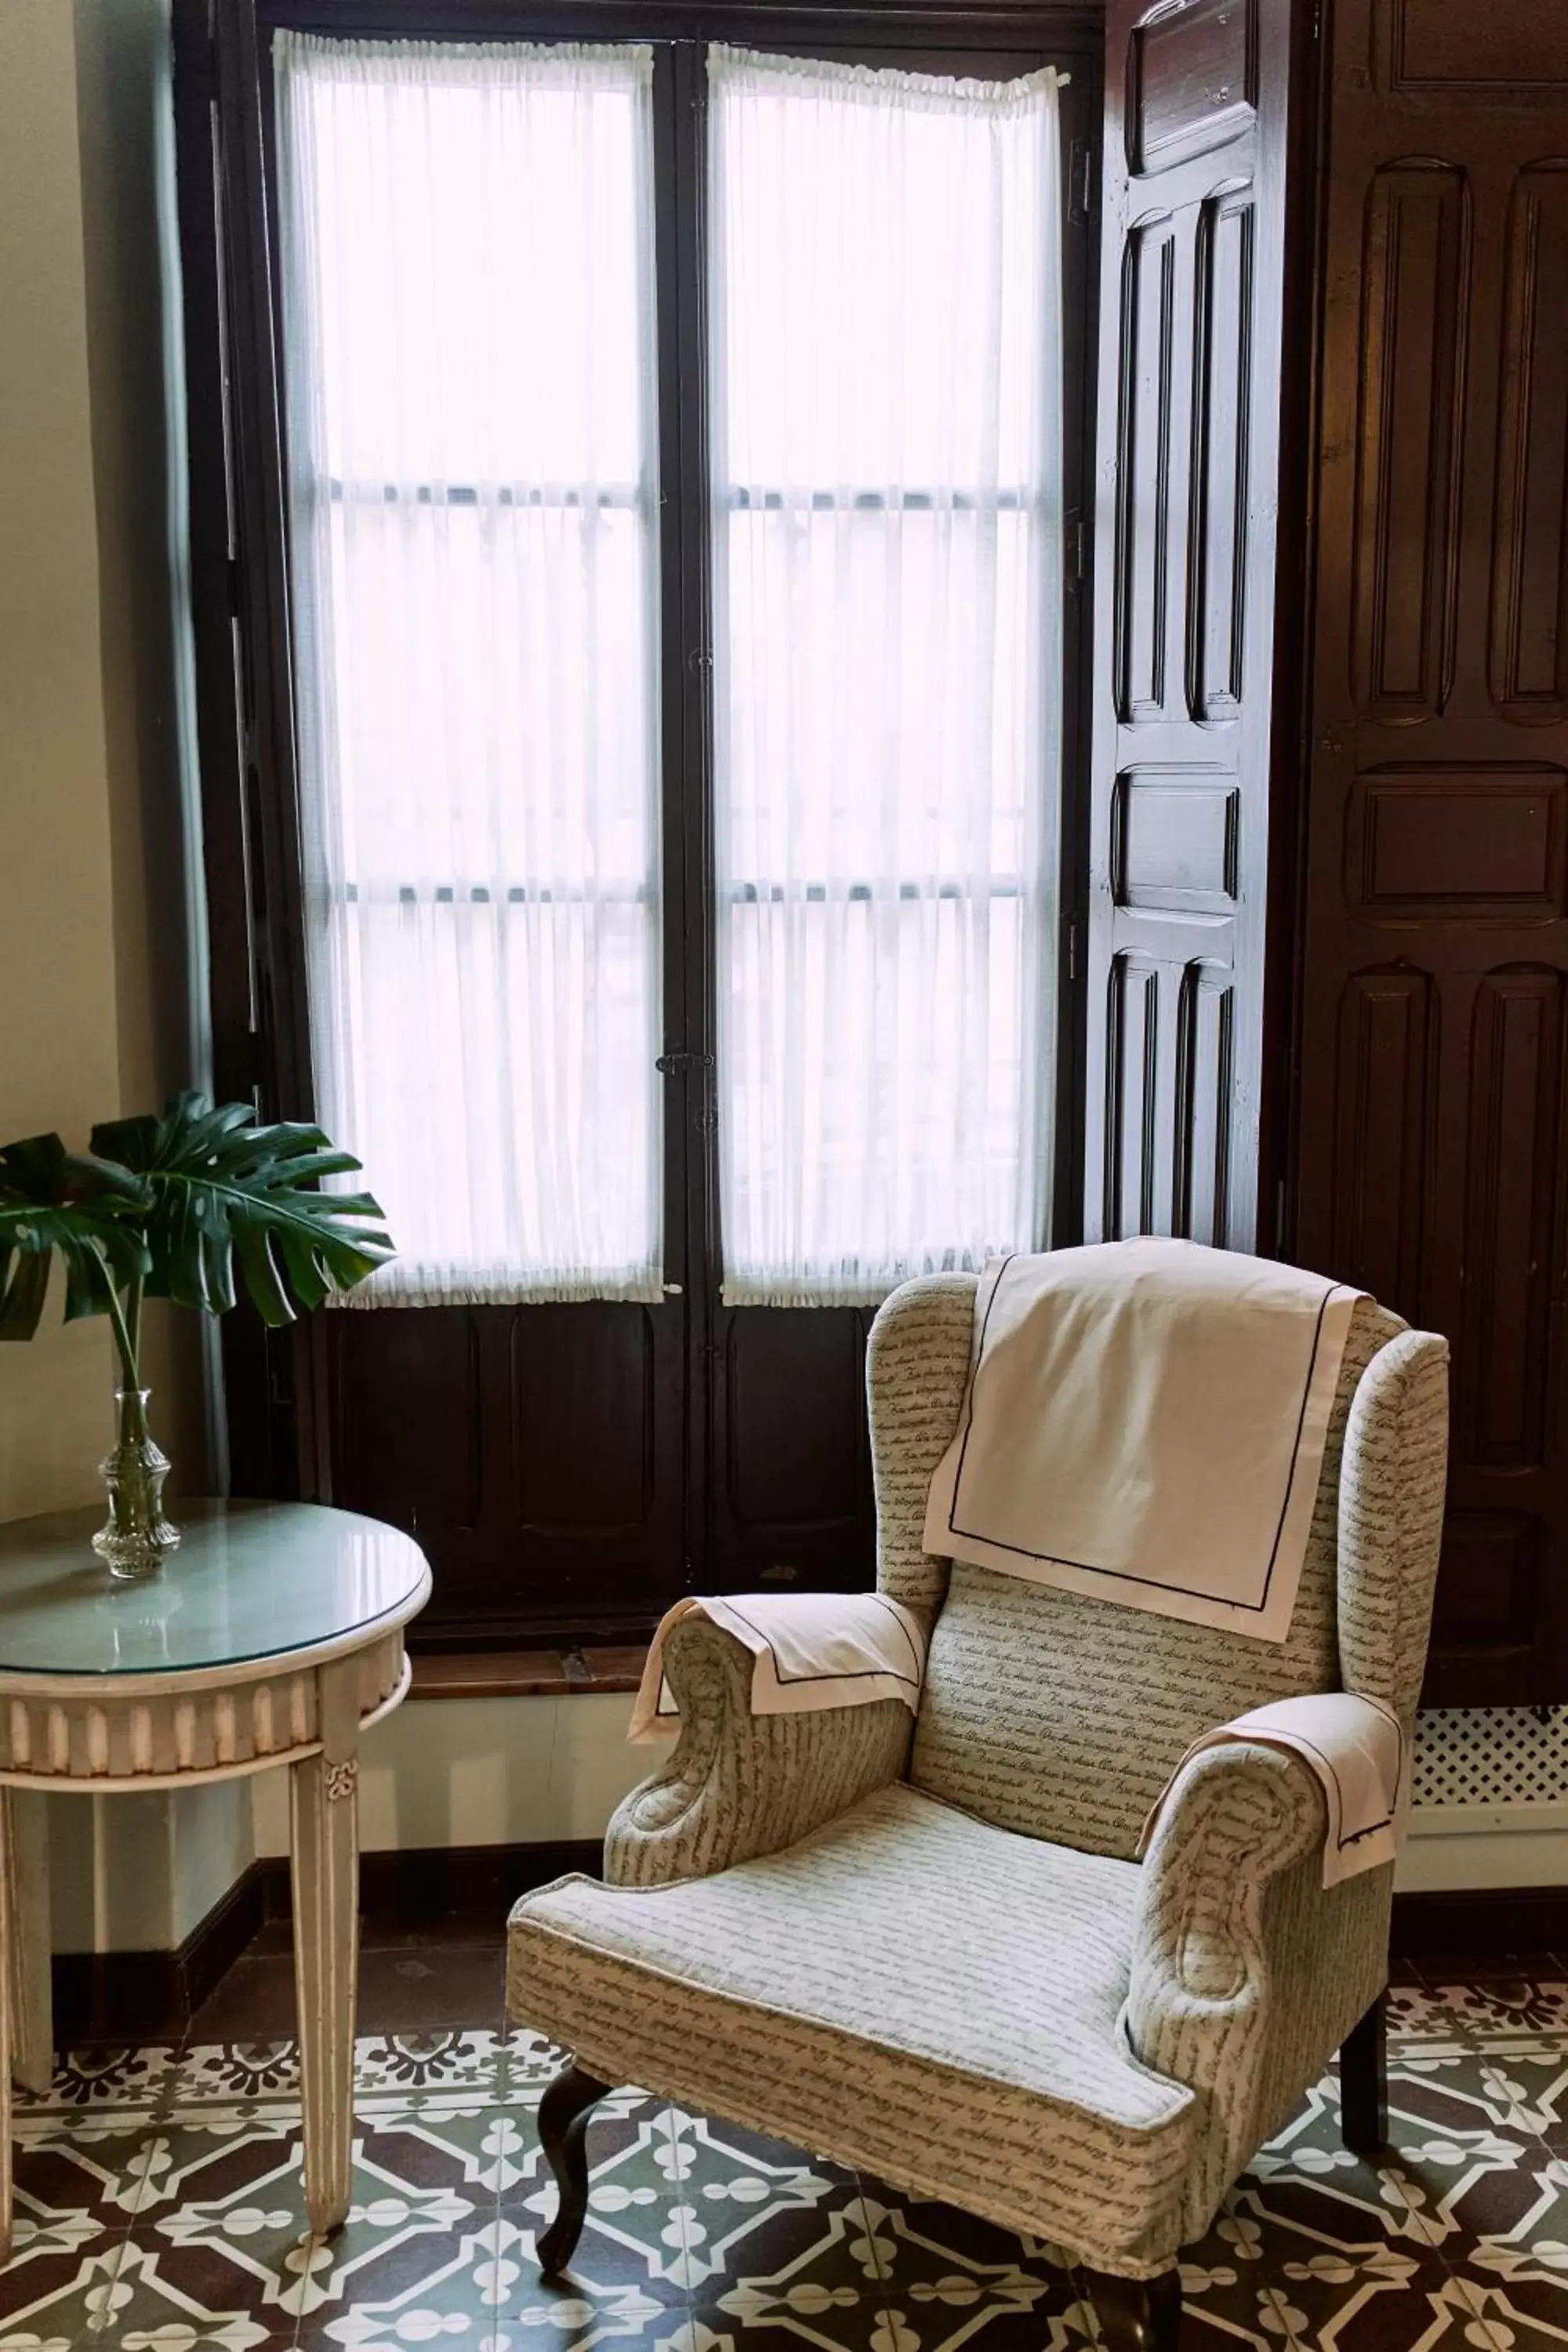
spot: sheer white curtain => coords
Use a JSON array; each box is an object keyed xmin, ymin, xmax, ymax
[
  {"xmin": 275, "ymin": 35, "xmax": 663, "ymax": 1306},
  {"xmin": 710, "ymin": 46, "xmax": 1065, "ymax": 1306}
]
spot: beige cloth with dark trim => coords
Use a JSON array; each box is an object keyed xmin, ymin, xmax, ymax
[
  {"xmin": 629, "ymin": 1592, "xmax": 927, "ymax": 1742},
  {"xmin": 1141, "ymin": 1691, "xmax": 1408, "ymax": 1886},
  {"xmin": 924, "ymin": 1240, "xmax": 1363, "ymax": 1643}
]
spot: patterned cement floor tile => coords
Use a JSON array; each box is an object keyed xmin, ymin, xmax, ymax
[
  {"xmin": 5, "ymin": 1989, "xmax": 1568, "ymax": 2352},
  {"xmin": 169, "ymin": 2043, "xmax": 303, "ymax": 2108},
  {"xmin": 1388, "ymin": 1985, "xmax": 1483, "ymax": 2042},
  {"xmin": 167, "ymin": 2030, "xmax": 510, "ymax": 2116},
  {"xmin": 0, "ymin": 2101, "xmax": 187, "ymax": 2347},
  {"xmin": 657, "ymin": 2110, "xmax": 882, "ymax": 2307},
  {"xmin": 45, "ymin": 2045, "xmax": 181, "ymax": 2112},
  {"xmin": 485, "ymin": 2261, "xmax": 686, "ymax": 2352},
  {"xmin": 290, "ymin": 2209, "xmax": 518, "ymax": 2348},
  {"xmin": 1429, "ymin": 1982, "xmax": 1568, "ymax": 2041},
  {"xmin": 1425, "ymin": 2266, "xmax": 1568, "ymax": 2352},
  {"xmin": 0, "ymin": 2238, "xmax": 129, "ymax": 2350},
  {"xmin": 848, "ymin": 2188, "xmax": 1088, "ymax": 2352},
  {"xmin": 93, "ymin": 2234, "xmax": 303, "ymax": 2350},
  {"xmin": 502, "ymin": 2094, "xmax": 693, "ymax": 2300},
  {"xmin": 498, "ymin": 2027, "xmax": 572, "ymax": 2107},
  {"xmin": 353, "ymin": 2032, "xmax": 508, "ymax": 2102},
  {"xmin": 1447, "ymin": 2044, "xmax": 1568, "ymax": 2152},
  {"xmin": 120, "ymin": 2093, "xmax": 525, "ymax": 2341},
  {"xmin": 682, "ymin": 2299, "xmax": 906, "ymax": 2352}
]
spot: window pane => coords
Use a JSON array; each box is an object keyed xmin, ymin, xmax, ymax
[
  {"xmin": 276, "ymin": 34, "xmax": 662, "ymax": 1305},
  {"xmin": 710, "ymin": 45, "xmax": 1065, "ymax": 1305}
]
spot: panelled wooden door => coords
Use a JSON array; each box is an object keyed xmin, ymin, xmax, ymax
[
  {"xmin": 1084, "ymin": 0, "xmax": 1303, "ymax": 1250},
  {"xmin": 1294, "ymin": 0, "xmax": 1568, "ymax": 1704}
]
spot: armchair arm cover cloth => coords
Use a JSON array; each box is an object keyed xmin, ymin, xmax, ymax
[
  {"xmin": 509, "ymin": 1258, "xmax": 1450, "ymax": 2293},
  {"xmin": 604, "ymin": 1613, "xmax": 913, "ymax": 1887},
  {"xmin": 629, "ymin": 1592, "xmax": 927, "ymax": 1740}
]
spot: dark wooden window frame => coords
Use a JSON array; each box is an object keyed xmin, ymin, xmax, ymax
[{"xmin": 172, "ymin": 0, "xmax": 1102, "ymax": 1646}]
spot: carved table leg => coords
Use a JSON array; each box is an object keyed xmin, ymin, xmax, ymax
[
  {"xmin": 0, "ymin": 1790, "xmax": 14, "ymax": 2263},
  {"xmin": 291, "ymin": 1657, "xmax": 361, "ymax": 2235},
  {"xmin": 9, "ymin": 1793, "xmax": 51, "ymax": 2097}
]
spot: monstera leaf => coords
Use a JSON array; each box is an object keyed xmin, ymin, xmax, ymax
[
  {"xmin": 89, "ymin": 1092, "xmax": 394, "ymax": 1327},
  {"xmin": 0, "ymin": 1134, "xmax": 151, "ymax": 1339}
]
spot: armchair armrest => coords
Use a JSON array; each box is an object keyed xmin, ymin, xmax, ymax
[
  {"xmin": 1127, "ymin": 1735, "xmax": 1388, "ymax": 2238},
  {"xmin": 603, "ymin": 1609, "xmax": 914, "ymax": 1888}
]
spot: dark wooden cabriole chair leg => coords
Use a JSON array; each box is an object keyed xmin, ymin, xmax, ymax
[
  {"xmin": 1086, "ymin": 2267, "xmax": 1183, "ymax": 2352},
  {"xmin": 535, "ymin": 2059, "xmax": 612, "ymax": 2277},
  {"xmin": 1340, "ymin": 1990, "xmax": 1388, "ymax": 2154}
]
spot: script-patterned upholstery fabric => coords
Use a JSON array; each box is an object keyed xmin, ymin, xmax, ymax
[
  {"xmin": 909, "ymin": 1291, "xmax": 1409, "ymax": 1858},
  {"xmin": 604, "ymin": 1612, "xmax": 911, "ymax": 1888},
  {"xmin": 509, "ymin": 1269, "xmax": 1450, "ymax": 2277},
  {"xmin": 1334, "ymin": 1327, "xmax": 1451, "ymax": 1722},
  {"xmin": 512, "ymin": 1781, "xmax": 1198, "ymax": 2274},
  {"xmin": 1127, "ymin": 1736, "xmax": 1388, "ymax": 2234}
]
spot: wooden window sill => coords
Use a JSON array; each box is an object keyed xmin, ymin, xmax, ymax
[{"xmin": 408, "ymin": 1646, "xmax": 647, "ymax": 1702}]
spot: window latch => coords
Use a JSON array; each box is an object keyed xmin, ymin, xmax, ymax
[{"xmin": 655, "ymin": 1051, "xmax": 715, "ymax": 1075}]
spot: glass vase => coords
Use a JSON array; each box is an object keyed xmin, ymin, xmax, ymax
[{"xmin": 93, "ymin": 1387, "xmax": 180, "ymax": 1580}]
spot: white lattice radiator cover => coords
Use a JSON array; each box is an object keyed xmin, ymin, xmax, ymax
[{"xmin": 1414, "ymin": 1708, "xmax": 1568, "ymax": 1809}]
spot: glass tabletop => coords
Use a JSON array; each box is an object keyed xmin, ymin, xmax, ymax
[{"xmin": 0, "ymin": 1501, "xmax": 430, "ymax": 1677}]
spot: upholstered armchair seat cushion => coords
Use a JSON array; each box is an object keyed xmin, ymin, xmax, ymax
[{"xmin": 507, "ymin": 1780, "xmax": 1200, "ymax": 2274}]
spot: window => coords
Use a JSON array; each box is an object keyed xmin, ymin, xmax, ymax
[
  {"xmin": 175, "ymin": 3, "xmax": 1095, "ymax": 1642},
  {"xmin": 710, "ymin": 49, "xmax": 1064, "ymax": 1304},
  {"xmin": 276, "ymin": 38, "xmax": 664, "ymax": 1305}
]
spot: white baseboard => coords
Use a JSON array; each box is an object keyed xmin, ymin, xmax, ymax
[{"xmin": 1398, "ymin": 1800, "xmax": 1568, "ymax": 1893}]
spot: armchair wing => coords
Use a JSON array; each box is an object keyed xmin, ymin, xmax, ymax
[{"xmin": 603, "ymin": 1610, "xmax": 914, "ymax": 1887}]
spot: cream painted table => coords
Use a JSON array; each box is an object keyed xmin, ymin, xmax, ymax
[{"xmin": 0, "ymin": 1499, "xmax": 430, "ymax": 2258}]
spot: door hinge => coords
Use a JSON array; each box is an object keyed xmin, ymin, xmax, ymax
[
  {"xmin": 1067, "ymin": 917, "xmax": 1083, "ymax": 982},
  {"xmin": 1067, "ymin": 512, "xmax": 1087, "ymax": 586}
]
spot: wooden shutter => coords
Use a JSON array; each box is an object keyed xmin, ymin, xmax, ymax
[
  {"xmin": 1294, "ymin": 0, "xmax": 1568, "ymax": 1703},
  {"xmin": 1083, "ymin": 0, "xmax": 1301, "ymax": 1248}
]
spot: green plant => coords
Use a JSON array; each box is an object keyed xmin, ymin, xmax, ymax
[{"xmin": 0, "ymin": 1087, "xmax": 392, "ymax": 1406}]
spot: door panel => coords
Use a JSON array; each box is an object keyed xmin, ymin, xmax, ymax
[
  {"xmin": 1085, "ymin": 0, "xmax": 1298, "ymax": 1249},
  {"xmin": 321, "ymin": 1302, "xmax": 686, "ymax": 1646},
  {"xmin": 711, "ymin": 1308, "xmax": 875, "ymax": 1592},
  {"xmin": 1349, "ymin": 162, "xmax": 1468, "ymax": 724},
  {"xmin": 1491, "ymin": 163, "xmax": 1568, "ymax": 727},
  {"xmin": 1294, "ymin": 0, "xmax": 1568, "ymax": 1701}
]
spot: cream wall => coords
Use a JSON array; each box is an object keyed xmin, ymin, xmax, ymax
[
  {"xmin": 251, "ymin": 1693, "xmax": 649, "ymax": 1862},
  {"xmin": 0, "ymin": 0, "xmax": 239, "ymax": 1958},
  {"xmin": 73, "ymin": 0, "xmax": 211, "ymax": 1483},
  {"xmin": 0, "ymin": 0, "xmax": 206, "ymax": 1523},
  {"xmin": 0, "ymin": 0, "xmax": 125, "ymax": 1515}
]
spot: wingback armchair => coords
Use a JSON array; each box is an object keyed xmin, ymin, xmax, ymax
[{"xmin": 506, "ymin": 1273, "xmax": 1449, "ymax": 2349}]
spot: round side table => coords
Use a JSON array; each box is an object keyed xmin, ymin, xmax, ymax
[{"xmin": 0, "ymin": 1498, "xmax": 430, "ymax": 2258}]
